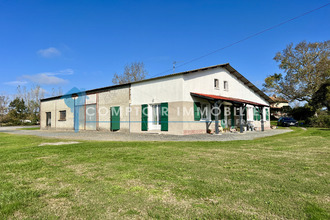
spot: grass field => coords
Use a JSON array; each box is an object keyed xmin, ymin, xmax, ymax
[{"xmin": 0, "ymin": 128, "xmax": 329, "ymax": 219}]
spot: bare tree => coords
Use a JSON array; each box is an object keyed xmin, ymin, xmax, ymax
[
  {"xmin": 0, "ymin": 93, "xmax": 10, "ymax": 126},
  {"xmin": 15, "ymin": 85, "xmax": 45, "ymax": 123},
  {"xmin": 112, "ymin": 62, "xmax": 148, "ymax": 85}
]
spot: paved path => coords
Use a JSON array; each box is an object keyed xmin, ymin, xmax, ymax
[{"xmin": 0, "ymin": 126, "xmax": 292, "ymax": 142}]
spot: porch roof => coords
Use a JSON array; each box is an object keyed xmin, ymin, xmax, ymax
[{"xmin": 191, "ymin": 92, "xmax": 269, "ymax": 107}]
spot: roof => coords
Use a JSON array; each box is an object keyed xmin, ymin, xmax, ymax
[
  {"xmin": 191, "ymin": 92, "xmax": 269, "ymax": 107},
  {"xmin": 41, "ymin": 63, "xmax": 272, "ymax": 103},
  {"xmin": 269, "ymin": 95, "xmax": 289, "ymax": 103}
]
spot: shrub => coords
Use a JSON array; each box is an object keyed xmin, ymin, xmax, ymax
[
  {"xmin": 289, "ymin": 105, "xmax": 315, "ymax": 121},
  {"xmin": 308, "ymin": 111, "xmax": 330, "ymax": 128}
]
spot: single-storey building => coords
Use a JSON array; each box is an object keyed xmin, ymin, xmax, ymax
[{"xmin": 40, "ymin": 63, "xmax": 272, "ymax": 135}]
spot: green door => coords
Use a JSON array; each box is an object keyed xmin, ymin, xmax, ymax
[
  {"xmin": 221, "ymin": 105, "xmax": 225, "ymax": 128},
  {"xmin": 111, "ymin": 106, "xmax": 120, "ymax": 131},
  {"xmin": 141, "ymin": 104, "xmax": 148, "ymax": 131},
  {"xmin": 161, "ymin": 102, "xmax": 168, "ymax": 131}
]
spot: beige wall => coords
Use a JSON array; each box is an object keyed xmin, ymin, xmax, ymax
[
  {"xmin": 130, "ymin": 102, "xmax": 185, "ymax": 135},
  {"xmin": 41, "ymin": 95, "xmax": 271, "ymax": 134},
  {"xmin": 97, "ymin": 86, "xmax": 130, "ymax": 132},
  {"xmin": 124, "ymin": 100, "xmax": 271, "ymax": 135},
  {"xmin": 40, "ymin": 85, "xmax": 130, "ymax": 132},
  {"xmin": 40, "ymin": 97, "xmax": 74, "ymax": 130},
  {"xmin": 271, "ymin": 102, "xmax": 289, "ymax": 108}
]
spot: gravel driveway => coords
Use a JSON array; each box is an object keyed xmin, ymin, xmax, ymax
[{"xmin": 0, "ymin": 126, "xmax": 292, "ymax": 142}]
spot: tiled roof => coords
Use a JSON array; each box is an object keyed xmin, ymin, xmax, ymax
[{"xmin": 191, "ymin": 92, "xmax": 269, "ymax": 106}]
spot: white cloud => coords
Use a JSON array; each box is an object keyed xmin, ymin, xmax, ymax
[
  {"xmin": 37, "ymin": 47, "xmax": 61, "ymax": 58},
  {"xmin": 23, "ymin": 73, "xmax": 68, "ymax": 85},
  {"xmin": 5, "ymin": 69, "xmax": 73, "ymax": 86},
  {"xmin": 4, "ymin": 80, "xmax": 28, "ymax": 86},
  {"xmin": 45, "ymin": 68, "xmax": 74, "ymax": 76}
]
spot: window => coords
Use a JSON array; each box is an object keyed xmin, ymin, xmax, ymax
[
  {"xmin": 59, "ymin": 110, "xmax": 66, "ymax": 121},
  {"xmin": 224, "ymin": 81, "xmax": 228, "ymax": 91},
  {"xmin": 201, "ymin": 104, "xmax": 209, "ymax": 120},
  {"xmin": 46, "ymin": 112, "xmax": 51, "ymax": 127},
  {"xmin": 152, "ymin": 104, "xmax": 161, "ymax": 125},
  {"xmin": 214, "ymin": 79, "xmax": 219, "ymax": 89}
]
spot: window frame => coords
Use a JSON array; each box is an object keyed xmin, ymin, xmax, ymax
[
  {"xmin": 59, "ymin": 110, "xmax": 66, "ymax": 121},
  {"xmin": 46, "ymin": 112, "xmax": 51, "ymax": 127},
  {"xmin": 214, "ymin": 78, "xmax": 219, "ymax": 90},
  {"xmin": 224, "ymin": 81, "xmax": 229, "ymax": 91},
  {"xmin": 200, "ymin": 103, "xmax": 210, "ymax": 121},
  {"xmin": 149, "ymin": 104, "xmax": 161, "ymax": 130}
]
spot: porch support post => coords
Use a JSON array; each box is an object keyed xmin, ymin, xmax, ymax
[
  {"xmin": 260, "ymin": 106, "xmax": 264, "ymax": 132},
  {"xmin": 214, "ymin": 100, "xmax": 221, "ymax": 134},
  {"xmin": 239, "ymin": 104, "xmax": 245, "ymax": 133}
]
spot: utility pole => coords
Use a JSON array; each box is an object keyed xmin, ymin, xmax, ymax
[{"xmin": 173, "ymin": 61, "xmax": 176, "ymax": 73}]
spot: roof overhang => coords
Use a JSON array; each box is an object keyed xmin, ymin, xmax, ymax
[{"xmin": 191, "ymin": 92, "xmax": 269, "ymax": 107}]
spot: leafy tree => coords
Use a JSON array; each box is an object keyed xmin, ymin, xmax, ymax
[
  {"xmin": 112, "ymin": 62, "xmax": 148, "ymax": 85},
  {"xmin": 8, "ymin": 98, "xmax": 27, "ymax": 124},
  {"xmin": 289, "ymin": 104, "xmax": 315, "ymax": 121},
  {"xmin": 263, "ymin": 41, "xmax": 330, "ymax": 102},
  {"xmin": 310, "ymin": 79, "xmax": 330, "ymax": 111}
]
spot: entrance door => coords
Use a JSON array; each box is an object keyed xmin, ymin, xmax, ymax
[
  {"xmin": 46, "ymin": 112, "xmax": 51, "ymax": 127},
  {"xmin": 150, "ymin": 104, "xmax": 161, "ymax": 130},
  {"xmin": 110, "ymin": 106, "xmax": 120, "ymax": 131}
]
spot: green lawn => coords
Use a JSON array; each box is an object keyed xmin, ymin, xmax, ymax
[{"xmin": 0, "ymin": 128, "xmax": 329, "ymax": 219}]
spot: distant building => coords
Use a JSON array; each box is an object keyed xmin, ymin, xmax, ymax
[
  {"xmin": 40, "ymin": 63, "xmax": 272, "ymax": 134},
  {"xmin": 269, "ymin": 95, "xmax": 290, "ymax": 119}
]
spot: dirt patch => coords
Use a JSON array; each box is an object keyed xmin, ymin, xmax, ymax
[{"xmin": 39, "ymin": 141, "xmax": 80, "ymax": 146}]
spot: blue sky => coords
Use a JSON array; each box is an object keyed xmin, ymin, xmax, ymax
[{"xmin": 1, "ymin": 0, "xmax": 329, "ymax": 98}]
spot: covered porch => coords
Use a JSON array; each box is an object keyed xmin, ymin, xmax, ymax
[{"xmin": 191, "ymin": 92, "xmax": 269, "ymax": 134}]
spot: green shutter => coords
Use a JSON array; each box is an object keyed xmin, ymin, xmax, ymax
[
  {"xmin": 194, "ymin": 102, "xmax": 201, "ymax": 121},
  {"xmin": 111, "ymin": 106, "xmax": 120, "ymax": 131},
  {"xmin": 266, "ymin": 108, "xmax": 269, "ymax": 121},
  {"xmin": 254, "ymin": 107, "xmax": 261, "ymax": 121},
  {"xmin": 231, "ymin": 106, "xmax": 235, "ymax": 127},
  {"xmin": 141, "ymin": 104, "xmax": 148, "ymax": 131},
  {"xmin": 221, "ymin": 105, "xmax": 225, "ymax": 128},
  {"xmin": 161, "ymin": 102, "xmax": 168, "ymax": 131}
]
